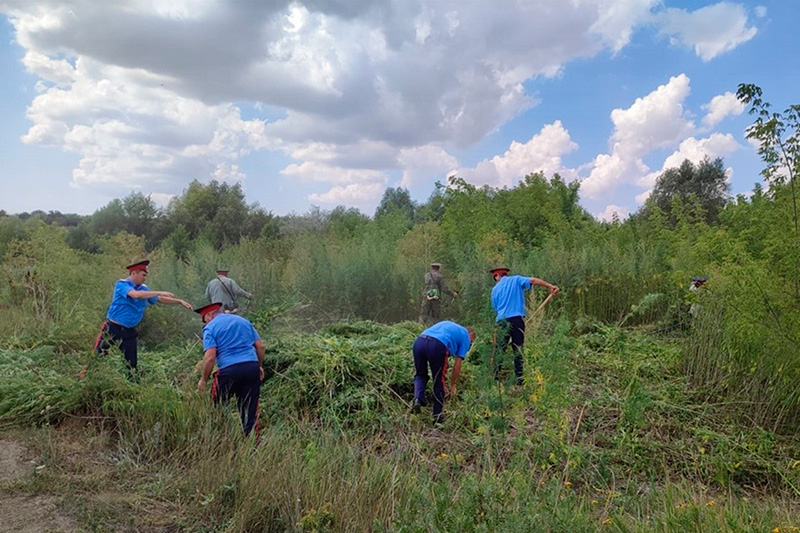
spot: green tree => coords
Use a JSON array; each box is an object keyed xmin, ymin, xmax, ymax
[
  {"xmin": 374, "ymin": 187, "xmax": 415, "ymax": 225},
  {"xmin": 163, "ymin": 180, "xmax": 267, "ymax": 249},
  {"xmin": 645, "ymin": 157, "xmax": 730, "ymax": 226},
  {"xmin": 737, "ymin": 83, "xmax": 800, "ymax": 298}
]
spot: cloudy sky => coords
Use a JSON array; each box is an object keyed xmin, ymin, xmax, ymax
[{"xmin": 1, "ymin": 0, "xmax": 797, "ymax": 220}]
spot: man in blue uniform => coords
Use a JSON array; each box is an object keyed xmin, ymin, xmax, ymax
[
  {"xmin": 196, "ymin": 302, "xmax": 265, "ymax": 437},
  {"xmin": 490, "ymin": 267, "xmax": 559, "ymax": 385},
  {"xmin": 412, "ymin": 320, "xmax": 475, "ymax": 424},
  {"xmin": 95, "ymin": 260, "xmax": 193, "ymax": 374}
]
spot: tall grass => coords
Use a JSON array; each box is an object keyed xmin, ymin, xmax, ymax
[{"xmin": 3, "ymin": 319, "xmax": 797, "ymax": 531}]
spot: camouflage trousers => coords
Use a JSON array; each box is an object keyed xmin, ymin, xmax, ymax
[{"xmin": 419, "ymin": 298, "xmax": 441, "ymax": 326}]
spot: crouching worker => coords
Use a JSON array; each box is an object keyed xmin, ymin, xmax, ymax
[
  {"xmin": 196, "ymin": 302, "xmax": 265, "ymax": 437},
  {"xmin": 412, "ymin": 320, "xmax": 475, "ymax": 425}
]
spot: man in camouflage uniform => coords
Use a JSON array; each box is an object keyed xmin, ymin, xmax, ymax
[{"xmin": 419, "ymin": 262, "xmax": 459, "ymax": 326}]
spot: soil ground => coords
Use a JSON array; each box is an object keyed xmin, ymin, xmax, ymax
[{"xmin": 0, "ymin": 437, "xmax": 76, "ymax": 533}]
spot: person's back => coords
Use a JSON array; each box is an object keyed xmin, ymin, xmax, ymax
[{"xmin": 205, "ymin": 268, "xmax": 252, "ymax": 312}]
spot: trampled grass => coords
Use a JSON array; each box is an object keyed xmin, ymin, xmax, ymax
[{"xmin": 0, "ymin": 319, "xmax": 798, "ymax": 532}]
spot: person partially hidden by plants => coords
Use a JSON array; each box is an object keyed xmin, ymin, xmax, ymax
[
  {"xmin": 688, "ymin": 275, "xmax": 708, "ymax": 319},
  {"xmin": 419, "ymin": 262, "xmax": 459, "ymax": 326},
  {"xmin": 490, "ymin": 267, "xmax": 559, "ymax": 386},
  {"xmin": 205, "ymin": 267, "xmax": 253, "ymax": 314},
  {"xmin": 93, "ymin": 260, "xmax": 192, "ymax": 379},
  {"xmin": 196, "ymin": 302, "xmax": 265, "ymax": 438},
  {"xmin": 411, "ymin": 320, "xmax": 475, "ymax": 425}
]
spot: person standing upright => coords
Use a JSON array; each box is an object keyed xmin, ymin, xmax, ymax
[
  {"xmin": 205, "ymin": 268, "xmax": 253, "ymax": 313},
  {"xmin": 95, "ymin": 260, "xmax": 193, "ymax": 375},
  {"xmin": 196, "ymin": 302, "xmax": 265, "ymax": 437},
  {"xmin": 419, "ymin": 262, "xmax": 459, "ymax": 325},
  {"xmin": 490, "ymin": 267, "xmax": 559, "ymax": 385}
]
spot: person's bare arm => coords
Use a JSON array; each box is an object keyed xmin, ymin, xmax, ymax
[
  {"xmin": 254, "ymin": 339, "xmax": 265, "ymax": 381},
  {"xmin": 530, "ymin": 277, "xmax": 559, "ymax": 296},
  {"xmin": 198, "ymin": 347, "xmax": 217, "ymax": 392},
  {"xmin": 449, "ymin": 357, "xmax": 463, "ymax": 398},
  {"xmin": 157, "ymin": 295, "xmax": 193, "ymax": 310}
]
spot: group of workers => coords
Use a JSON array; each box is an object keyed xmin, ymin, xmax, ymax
[
  {"xmin": 95, "ymin": 261, "xmax": 261, "ymax": 435},
  {"xmin": 414, "ymin": 263, "xmax": 559, "ymax": 424},
  {"xmin": 95, "ymin": 259, "xmax": 559, "ymax": 433}
]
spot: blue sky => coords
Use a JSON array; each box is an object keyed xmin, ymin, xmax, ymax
[{"xmin": 1, "ymin": 0, "xmax": 797, "ymax": 220}]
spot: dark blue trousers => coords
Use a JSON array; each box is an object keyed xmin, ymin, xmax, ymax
[
  {"xmin": 413, "ymin": 335, "xmax": 449, "ymax": 419},
  {"xmin": 95, "ymin": 320, "xmax": 138, "ymax": 370},
  {"xmin": 212, "ymin": 361, "xmax": 261, "ymax": 437},
  {"xmin": 497, "ymin": 315, "xmax": 525, "ymax": 383}
]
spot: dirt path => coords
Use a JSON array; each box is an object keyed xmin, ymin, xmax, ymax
[{"xmin": 0, "ymin": 438, "xmax": 76, "ymax": 533}]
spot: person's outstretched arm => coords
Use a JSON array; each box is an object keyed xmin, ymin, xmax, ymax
[{"xmin": 157, "ymin": 295, "xmax": 193, "ymax": 309}]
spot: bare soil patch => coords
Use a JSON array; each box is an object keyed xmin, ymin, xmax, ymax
[{"xmin": 0, "ymin": 438, "xmax": 76, "ymax": 533}]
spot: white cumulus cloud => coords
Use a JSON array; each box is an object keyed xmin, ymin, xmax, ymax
[
  {"xmin": 701, "ymin": 91, "xmax": 745, "ymax": 128},
  {"xmin": 0, "ymin": 0, "xmax": 762, "ymax": 211},
  {"xmin": 581, "ymin": 74, "xmax": 695, "ymax": 199},
  {"xmin": 596, "ymin": 204, "xmax": 630, "ymax": 222},
  {"xmin": 656, "ymin": 2, "xmax": 757, "ymax": 61},
  {"xmin": 457, "ymin": 121, "xmax": 578, "ymax": 188},
  {"xmin": 308, "ymin": 182, "xmax": 387, "ymax": 208}
]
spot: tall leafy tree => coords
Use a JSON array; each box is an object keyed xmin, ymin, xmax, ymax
[
  {"xmin": 645, "ymin": 157, "xmax": 730, "ymax": 226},
  {"xmin": 737, "ymin": 83, "xmax": 800, "ymax": 298},
  {"xmin": 374, "ymin": 187, "xmax": 416, "ymax": 225},
  {"xmin": 164, "ymin": 180, "xmax": 268, "ymax": 249}
]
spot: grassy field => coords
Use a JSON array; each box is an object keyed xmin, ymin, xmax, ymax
[{"xmin": 1, "ymin": 317, "xmax": 798, "ymax": 532}]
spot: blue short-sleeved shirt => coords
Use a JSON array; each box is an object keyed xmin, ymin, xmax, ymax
[
  {"xmin": 203, "ymin": 314, "xmax": 261, "ymax": 370},
  {"xmin": 106, "ymin": 278, "xmax": 159, "ymax": 328},
  {"xmin": 491, "ymin": 275, "xmax": 532, "ymax": 322},
  {"xmin": 421, "ymin": 321, "xmax": 472, "ymax": 359}
]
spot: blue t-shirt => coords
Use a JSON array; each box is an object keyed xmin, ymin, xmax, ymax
[
  {"xmin": 106, "ymin": 278, "xmax": 159, "ymax": 328},
  {"xmin": 491, "ymin": 275, "xmax": 532, "ymax": 322},
  {"xmin": 421, "ymin": 321, "xmax": 472, "ymax": 359},
  {"xmin": 202, "ymin": 314, "xmax": 261, "ymax": 370}
]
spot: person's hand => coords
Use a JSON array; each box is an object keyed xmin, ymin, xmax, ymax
[
  {"xmin": 259, "ymin": 366, "xmax": 265, "ymax": 382},
  {"xmin": 180, "ymin": 299, "xmax": 193, "ymax": 310},
  {"xmin": 197, "ymin": 378, "xmax": 207, "ymax": 392},
  {"xmin": 453, "ymin": 292, "xmax": 460, "ymax": 298},
  {"xmin": 549, "ymin": 286, "xmax": 560, "ymax": 296}
]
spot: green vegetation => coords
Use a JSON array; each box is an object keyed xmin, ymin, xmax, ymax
[{"xmin": 0, "ymin": 86, "xmax": 798, "ymax": 531}]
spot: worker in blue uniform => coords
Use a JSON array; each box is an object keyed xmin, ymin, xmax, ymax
[
  {"xmin": 490, "ymin": 267, "xmax": 559, "ymax": 385},
  {"xmin": 412, "ymin": 320, "xmax": 475, "ymax": 424},
  {"xmin": 196, "ymin": 302, "xmax": 265, "ymax": 437},
  {"xmin": 95, "ymin": 260, "xmax": 192, "ymax": 375}
]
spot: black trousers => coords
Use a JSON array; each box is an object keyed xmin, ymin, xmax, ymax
[
  {"xmin": 211, "ymin": 361, "xmax": 261, "ymax": 437},
  {"xmin": 95, "ymin": 320, "xmax": 138, "ymax": 370},
  {"xmin": 496, "ymin": 315, "xmax": 525, "ymax": 382}
]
